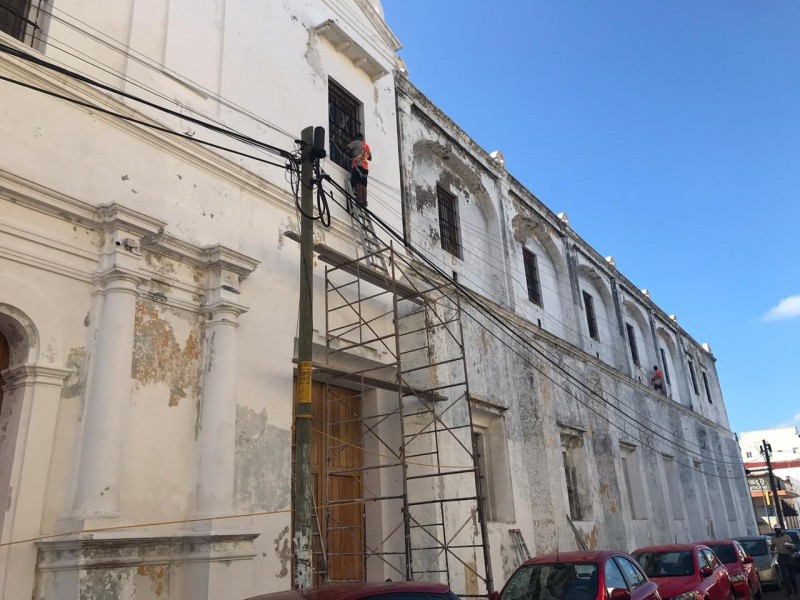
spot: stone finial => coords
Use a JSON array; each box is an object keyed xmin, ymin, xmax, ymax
[
  {"xmin": 641, "ymin": 289, "xmax": 651, "ymax": 298},
  {"xmin": 669, "ymin": 314, "xmax": 678, "ymax": 322},
  {"xmin": 396, "ymin": 57, "xmax": 409, "ymax": 77},
  {"xmin": 489, "ymin": 150, "xmax": 506, "ymax": 169},
  {"xmin": 605, "ymin": 256, "xmax": 616, "ymax": 268},
  {"xmin": 702, "ymin": 342, "xmax": 713, "ymax": 354},
  {"xmin": 557, "ymin": 212, "xmax": 570, "ymax": 227}
]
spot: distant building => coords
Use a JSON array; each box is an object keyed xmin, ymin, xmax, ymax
[{"xmin": 740, "ymin": 427, "xmax": 800, "ymax": 531}]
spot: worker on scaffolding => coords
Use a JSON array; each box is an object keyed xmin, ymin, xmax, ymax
[{"xmin": 346, "ymin": 132, "xmax": 371, "ymax": 208}]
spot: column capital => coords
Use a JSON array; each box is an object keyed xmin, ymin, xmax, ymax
[
  {"xmin": 205, "ymin": 299, "xmax": 248, "ymax": 321},
  {"xmin": 2, "ymin": 364, "xmax": 71, "ymax": 392}
]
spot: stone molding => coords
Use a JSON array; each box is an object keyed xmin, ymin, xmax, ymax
[
  {"xmin": 1, "ymin": 364, "xmax": 71, "ymax": 392},
  {"xmin": 35, "ymin": 532, "xmax": 260, "ymax": 572}
]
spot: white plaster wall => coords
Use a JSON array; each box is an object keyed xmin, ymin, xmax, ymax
[{"xmin": 0, "ymin": 1, "xmax": 407, "ymax": 597}]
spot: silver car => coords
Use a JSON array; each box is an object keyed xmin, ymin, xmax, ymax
[{"xmin": 736, "ymin": 535, "xmax": 780, "ymax": 590}]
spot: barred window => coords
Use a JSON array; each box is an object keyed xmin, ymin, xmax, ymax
[
  {"xmin": 522, "ymin": 248, "xmax": 542, "ymax": 306},
  {"xmin": 437, "ymin": 186, "xmax": 461, "ymax": 258},
  {"xmin": 328, "ymin": 80, "xmax": 362, "ymax": 171},
  {"xmin": 626, "ymin": 323, "xmax": 640, "ymax": 366},
  {"xmin": 701, "ymin": 371, "xmax": 713, "ymax": 404},
  {"xmin": 1, "ymin": 0, "xmax": 33, "ymax": 41},
  {"xmin": 659, "ymin": 347, "xmax": 672, "ymax": 385},
  {"xmin": 687, "ymin": 357, "xmax": 699, "ymax": 395},
  {"xmin": 582, "ymin": 291, "xmax": 599, "ymax": 341}
]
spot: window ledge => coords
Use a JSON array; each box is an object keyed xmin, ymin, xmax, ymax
[{"xmin": 314, "ymin": 20, "xmax": 389, "ymax": 81}]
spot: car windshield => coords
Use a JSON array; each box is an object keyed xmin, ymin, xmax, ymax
[
  {"xmin": 707, "ymin": 545, "xmax": 737, "ymax": 564},
  {"xmin": 787, "ymin": 532, "xmax": 800, "ymax": 544},
  {"xmin": 634, "ymin": 551, "xmax": 695, "ymax": 577},
  {"xmin": 500, "ymin": 563, "xmax": 599, "ymax": 600},
  {"xmin": 738, "ymin": 539, "xmax": 768, "ymax": 557}
]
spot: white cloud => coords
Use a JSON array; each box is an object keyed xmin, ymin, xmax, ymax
[
  {"xmin": 779, "ymin": 412, "xmax": 800, "ymax": 427},
  {"xmin": 763, "ymin": 295, "xmax": 800, "ymax": 321}
]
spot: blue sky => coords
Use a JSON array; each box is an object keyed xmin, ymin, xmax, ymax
[{"xmin": 382, "ymin": 0, "xmax": 800, "ymax": 433}]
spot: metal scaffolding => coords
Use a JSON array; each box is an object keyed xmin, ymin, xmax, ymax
[{"xmin": 309, "ymin": 237, "xmax": 493, "ymax": 597}]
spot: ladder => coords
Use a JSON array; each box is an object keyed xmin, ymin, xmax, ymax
[
  {"xmin": 347, "ymin": 186, "xmax": 387, "ymax": 272},
  {"xmin": 509, "ymin": 529, "xmax": 531, "ymax": 567}
]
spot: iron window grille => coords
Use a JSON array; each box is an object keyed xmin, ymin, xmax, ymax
[
  {"xmin": 582, "ymin": 291, "xmax": 599, "ymax": 341},
  {"xmin": 1, "ymin": 0, "xmax": 35, "ymax": 42},
  {"xmin": 687, "ymin": 357, "xmax": 699, "ymax": 395},
  {"xmin": 522, "ymin": 248, "xmax": 543, "ymax": 306},
  {"xmin": 701, "ymin": 371, "xmax": 713, "ymax": 404},
  {"xmin": 626, "ymin": 323, "xmax": 640, "ymax": 366},
  {"xmin": 437, "ymin": 186, "xmax": 461, "ymax": 258},
  {"xmin": 328, "ymin": 80, "xmax": 362, "ymax": 171},
  {"xmin": 659, "ymin": 347, "xmax": 671, "ymax": 385}
]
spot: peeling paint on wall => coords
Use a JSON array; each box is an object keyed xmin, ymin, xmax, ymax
[
  {"xmin": 132, "ymin": 300, "xmax": 203, "ymax": 407},
  {"xmin": 61, "ymin": 346, "xmax": 86, "ymax": 400},
  {"xmin": 234, "ymin": 405, "xmax": 291, "ymax": 512},
  {"xmin": 274, "ymin": 525, "xmax": 291, "ymax": 578}
]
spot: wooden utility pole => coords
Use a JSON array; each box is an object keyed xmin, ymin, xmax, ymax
[
  {"xmin": 294, "ymin": 125, "xmax": 315, "ymax": 588},
  {"xmin": 761, "ymin": 440, "xmax": 786, "ymax": 529}
]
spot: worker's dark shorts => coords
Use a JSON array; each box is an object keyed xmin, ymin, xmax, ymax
[{"xmin": 351, "ymin": 166, "xmax": 368, "ymax": 187}]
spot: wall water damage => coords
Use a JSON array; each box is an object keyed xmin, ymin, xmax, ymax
[
  {"xmin": 132, "ymin": 300, "xmax": 203, "ymax": 407},
  {"xmin": 234, "ymin": 405, "xmax": 291, "ymax": 512}
]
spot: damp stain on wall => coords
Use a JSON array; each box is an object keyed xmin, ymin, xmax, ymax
[
  {"xmin": 234, "ymin": 405, "xmax": 291, "ymax": 512},
  {"xmin": 132, "ymin": 300, "xmax": 203, "ymax": 407}
]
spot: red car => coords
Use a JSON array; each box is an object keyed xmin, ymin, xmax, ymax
[
  {"xmin": 245, "ymin": 582, "xmax": 459, "ymax": 600},
  {"xmin": 493, "ymin": 551, "xmax": 661, "ymax": 600},
  {"xmin": 698, "ymin": 541, "xmax": 761, "ymax": 600},
  {"xmin": 632, "ymin": 544, "xmax": 734, "ymax": 600}
]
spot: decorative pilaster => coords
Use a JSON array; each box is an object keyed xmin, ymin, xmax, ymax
[
  {"xmin": 71, "ymin": 205, "xmax": 163, "ymax": 520},
  {"xmin": 194, "ymin": 245, "xmax": 258, "ymax": 517}
]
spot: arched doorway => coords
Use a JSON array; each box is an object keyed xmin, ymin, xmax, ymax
[{"xmin": 0, "ymin": 331, "xmax": 8, "ymax": 413}]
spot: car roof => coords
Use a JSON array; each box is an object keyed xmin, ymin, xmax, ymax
[
  {"xmin": 245, "ymin": 582, "xmax": 451, "ymax": 600},
  {"xmin": 697, "ymin": 540, "xmax": 737, "ymax": 547},
  {"xmin": 524, "ymin": 551, "xmax": 626, "ymax": 566},
  {"xmin": 633, "ymin": 544, "xmax": 708, "ymax": 553},
  {"xmin": 734, "ymin": 536, "xmax": 770, "ymax": 540}
]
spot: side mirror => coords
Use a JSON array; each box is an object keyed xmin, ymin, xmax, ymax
[
  {"xmin": 489, "ymin": 592, "xmax": 500, "ymax": 600},
  {"xmin": 743, "ymin": 556, "xmax": 754, "ymax": 564},
  {"xmin": 701, "ymin": 567, "xmax": 713, "ymax": 578},
  {"xmin": 610, "ymin": 589, "xmax": 631, "ymax": 600}
]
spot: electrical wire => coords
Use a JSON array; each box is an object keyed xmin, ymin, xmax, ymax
[
  {"xmin": 322, "ymin": 183, "xmax": 739, "ymax": 465},
  {"xmin": 30, "ymin": 1, "xmax": 298, "ymax": 141},
  {"xmin": 318, "ymin": 174, "xmax": 747, "ymax": 472},
  {"xmin": 0, "ymin": 42, "xmax": 295, "ymax": 162},
  {"xmin": 1, "ymin": 12, "xmax": 741, "ymax": 470},
  {"xmin": 0, "ymin": 74, "xmax": 291, "ymax": 170}
]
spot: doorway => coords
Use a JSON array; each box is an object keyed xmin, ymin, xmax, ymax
[{"xmin": 298, "ymin": 381, "xmax": 365, "ymax": 583}]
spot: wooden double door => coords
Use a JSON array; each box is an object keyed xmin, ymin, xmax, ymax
[{"xmin": 303, "ymin": 381, "xmax": 365, "ymax": 584}]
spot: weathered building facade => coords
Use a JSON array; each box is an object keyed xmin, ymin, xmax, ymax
[
  {"xmin": 394, "ymin": 74, "xmax": 757, "ymax": 584},
  {"xmin": 0, "ymin": 1, "xmax": 754, "ymax": 599}
]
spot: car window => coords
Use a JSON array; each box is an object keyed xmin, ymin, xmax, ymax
[
  {"xmin": 499, "ymin": 562, "xmax": 599, "ymax": 600},
  {"xmin": 735, "ymin": 543, "xmax": 747, "ymax": 562},
  {"xmin": 697, "ymin": 551, "xmax": 709, "ymax": 571},
  {"xmin": 615, "ymin": 557, "xmax": 647, "ymax": 590},
  {"xmin": 786, "ymin": 531, "xmax": 800, "ymax": 545},
  {"xmin": 706, "ymin": 544, "xmax": 737, "ymax": 564},
  {"xmin": 634, "ymin": 551, "xmax": 695, "ymax": 577},
  {"xmin": 703, "ymin": 550, "xmax": 720, "ymax": 569},
  {"xmin": 738, "ymin": 539, "xmax": 768, "ymax": 557},
  {"xmin": 604, "ymin": 558, "xmax": 628, "ymax": 594}
]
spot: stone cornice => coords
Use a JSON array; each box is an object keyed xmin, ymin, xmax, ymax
[
  {"xmin": 1, "ymin": 364, "xmax": 71, "ymax": 391},
  {"xmin": 204, "ymin": 244, "xmax": 260, "ymax": 280},
  {"xmin": 35, "ymin": 532, "xmax": 260, "ymax": 571}
]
